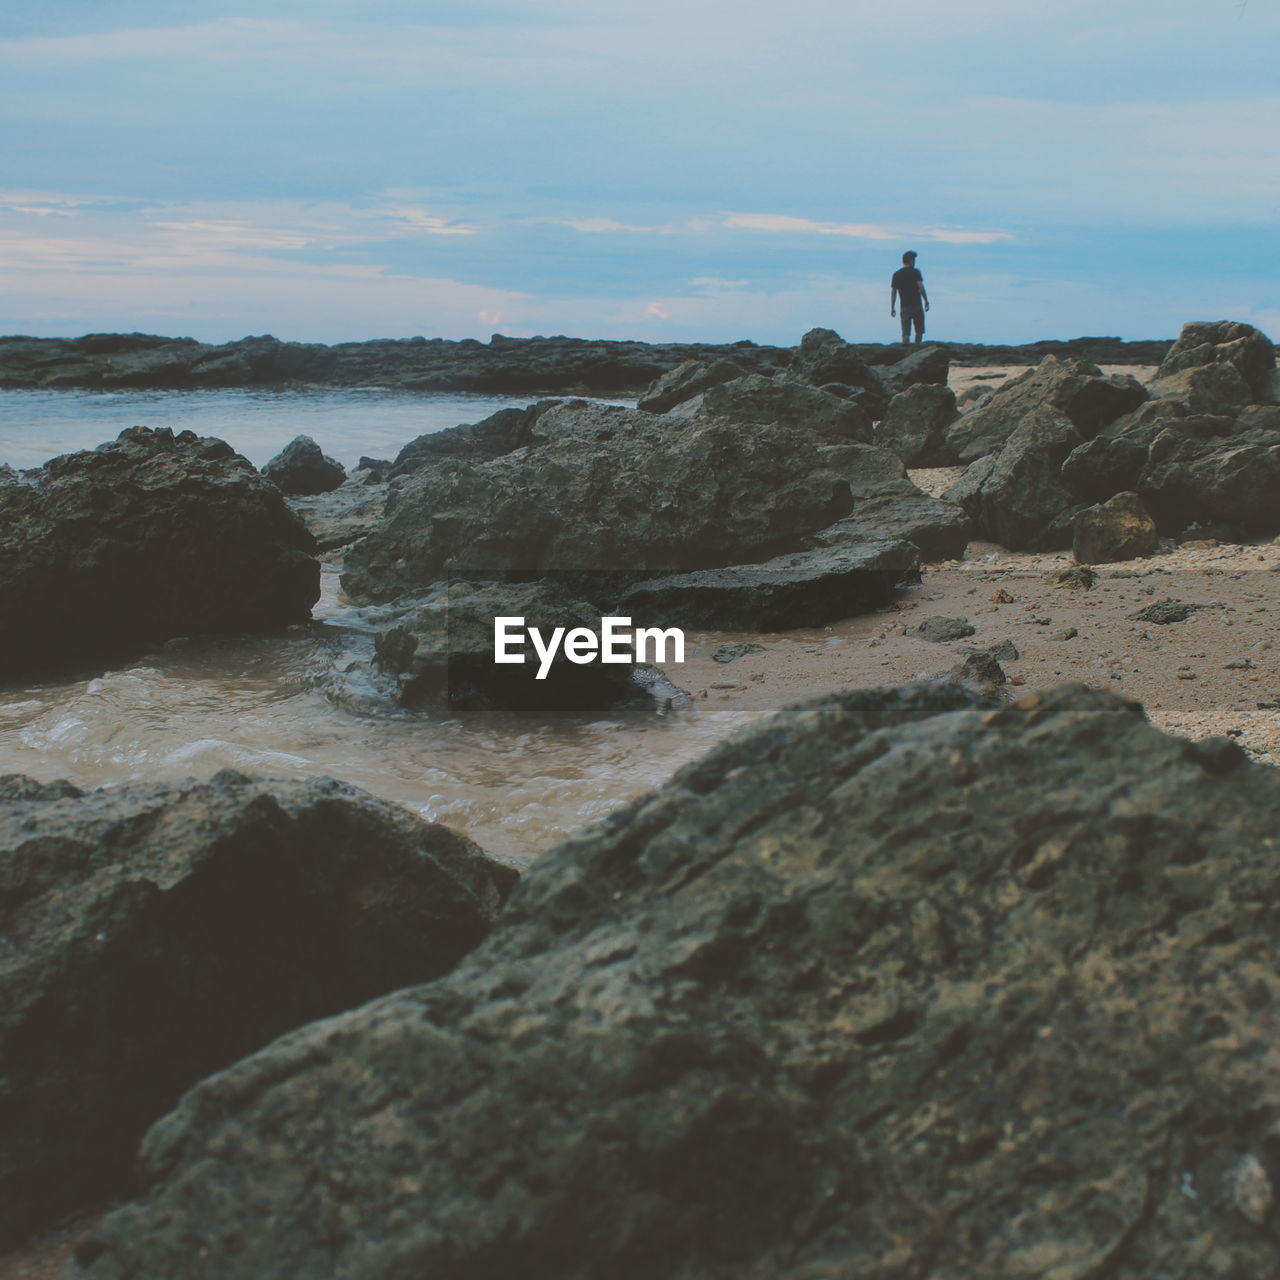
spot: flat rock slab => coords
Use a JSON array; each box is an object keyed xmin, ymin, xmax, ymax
[{"xmin": 616, "ymin": 541, "xmax": 920, "ymax": 630}]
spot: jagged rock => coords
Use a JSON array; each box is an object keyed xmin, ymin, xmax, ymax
[
  {"xmin": 1061, "ymin": 400, "xmax": 1192, "ymax": 503},
  {"xmin": 286, "ymin": 482, "xmax": 388, "ymax": 552},
  {"xmin": 0, "ymin": 771, "xmax": 516, "ymax": 1248},
  {"xmin": 1154, "ymin": 320, "xmax": 1276, "ymax": 401},
  {"xmin": 806, "ymin": 442, "xmax": 970, "ymax": 562},
  {"xmin": 1147, "ymin": 362, "xmax": 1254, "ymax": 415},
  {"xmin": 0, "ymin": 428, "xmax": 319, "ymax": 676},
  {"xmin": 370, "ymin": 579, "xmax": 653, "ymax": 710},
  {"xmin": 1073, "ymin": 491, "xmax": 1159, "ymax": 564},
  {"xmin": 72, "ymin": 683, "xmax": 1280, "ymax": 1279},
  {"xmin": 636, "ymin": 358, "xmax": 749, "ymax": 413},
  {"xmin": 260, "ymin": 435, "xmax": 346, "ymax": 495},
  {"xmin": 878, "ymin": 343, "xmax": 950, "ymax": 395},
  {"xmin": 945, "ymin": 406, "xmax": 1084, "ymax": 551},
  {"xmin": 945, "ymin": 355, "xmax": 1147, "ymax": 463},
  {"xmin": 669, "ymin": 373, "xmax": 873, "ymax": 443},
  {"xmin": 875, "ymin": 383, "xmax": 960, "ymax": 466},
  {"xmin": 1136, "ymin": 412, "xmax": 1280, "ymax": 534},
  {"xmin": 389, "ymin": 401, "xmax": 555, "ymax": 479},
  {"xmin": 787, "ymin": 328, "xmax": 889, "ymax": 418},
  {"xmin": 342, "ymin": 405, "xmax": 856, "ymax": 603},
  {"xmin": 615, "ymin": 541, "xmax": 919, "ymax": 630}
]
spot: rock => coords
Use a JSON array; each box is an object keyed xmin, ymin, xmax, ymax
[
  {"xmin": 712, "ymin": 642, "xmax": 767, "ymax": 663},
  {"xmin": 370, "ymin": 579, "xmax": 652, "ymax": 710},
  {"xmin": 945, "ymin": 356, "xmax": 1147, "ymax": 463},
  {"xmin": 945, "ymin": 406, "xmax": 1084, "ymax": 551},
  {"xmin": 917, "ymin": 614, "xmax": 975, "ymax": 642},
  {"xmin": 1073, "ymin": 491, "xmax": 1159, "ymax": 564},
  {"xmin": 341, "ymin": 405, "xmax": 856, "ymax": 604},
  {"xmin": 787, "ymin": 328, "xmax": 889, "ymax": 418},
  {"xmin": 1136, "ymin": 413, "xmax": 1280, "ymax": 534},
  {"xmin": 74, "ymin": 682, "xmax": 1280, "ymax": 1279},
  {"xmin": 942, "ymin": 650, "xmax": 1008, "ymax": 694},
  {"xmin": 807, "ymin": 442, "xmax": 971, "ymax": 562},
  {"xmin": 875, "ymin": 383, "xmax": 960, "ymax": 466},
  {"xmin": 287, "ymin": 481, "xmax": 388, "ymax": 551},
  {"xmin": 1049, "ymin": 627, "xmax": 1078, "ymax": 641},
  {"xmin": 615, "ymin": 541, "xmax": 920, "ymax": 630},
  {"xmin": 1147, "ymin": 362, "xmax": 1254, "ymax": 415},
  {"xmin": 636, "ymin": 358, "xmax": 748, "ymax": 413},
  {"xmin": 1050, "ymin": 565, "xmax": 1098, "ymax": 590},
  {"xmin": 259, "ymin": 435, "xmax": 346, "ymax": 495},
  {"xmin": 878, "ymin": 344, "xmax": 950, "ymax": 396},
  {"xmin": 1127, "ymin": 598, "xmax": 1209, "ymax": 624},
  {"xmin": 354, "ymin": 457, "xmax": 393, "ymax": 482},
  {"xmin": 1154, "ymin": 319, "xmax": 1276, "ymax": 401},
  {"xmin": 670, "ymin": 373, "xmax": 873, "ymax": 443},
  {"xmin": 389, "ymin": 401, "xmax": 553, "ymax": 479},
  {"xmin": 0, "ymin": 428, "xmax": 319, "ymax": 676},
  {"xmin": 1060, "ymin": 400, "xmax": 1191, "ymax": 503},
  {"xmin": 0, "ymin": 771, "xmax": 516, "ymax": 1248}
]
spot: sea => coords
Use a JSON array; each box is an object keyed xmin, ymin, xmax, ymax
[{"xmin": 0, "ymin": 386, "xmax": 770, "ymax": 865}]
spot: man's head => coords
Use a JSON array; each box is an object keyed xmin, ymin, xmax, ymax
[{"xmin": 902, "ymin": 251, "xmax": 918, "ymax": 265}]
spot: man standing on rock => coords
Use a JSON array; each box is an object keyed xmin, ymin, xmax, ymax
[{"xmin": 890, "ymin": 250, "xmax": 929, "ymax": 344}]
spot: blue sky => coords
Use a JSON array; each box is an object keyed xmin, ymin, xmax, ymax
[{"xmin": 0, "ymin": 1, "xmax": 1276, "ymax": 345}]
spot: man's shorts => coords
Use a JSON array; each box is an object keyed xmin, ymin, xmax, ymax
[{"xmin": 900, "ymin": 305, "xmax": 925, "ymax": 338}]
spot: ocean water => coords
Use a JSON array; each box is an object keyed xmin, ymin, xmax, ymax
[
  {"xmin": 0, "ymin": 385, "xmax": 591, "ymax": 472},
  {"xmin": 0, "ymin": 386, "xmax": 768, "ymax": 865}
]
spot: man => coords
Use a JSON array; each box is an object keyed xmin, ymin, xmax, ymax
[{"xmin": 890, "ymin": 250, "xmax": 929, "ymax": 344}]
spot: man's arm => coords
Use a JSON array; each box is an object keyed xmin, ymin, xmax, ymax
[
  {"xmin": 890, "ymin": 285, "xmax": 898, "ymax": 317},
  {"xmin": 919, "ymin": 274, "xmax": 929, "ymax": 311}
]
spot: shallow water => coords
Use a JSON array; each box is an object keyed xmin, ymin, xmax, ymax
[
  {"xmin": 0, "ymin": 386, "xmax": 759, "ymax": 865},
  {"xmin": 0, "ymin": 385, "xmax": 624, "ymax": 471}
]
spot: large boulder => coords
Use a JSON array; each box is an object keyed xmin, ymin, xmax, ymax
[
  {"xmin": 1072, "ymin": 490, "xmax": 1159, "ymax": 563},
  {"xmin": 260, "ymin": 435, "xmax": 345, "ymax": 495},
  {"xmin": 341, "ymin": 405, "xmax": 856, "ymax": 603},
  {"xmin": 946, "ymin": 406, "xmax": 1084, "ymax": 550},
  {"xmin": 0, "ymin": 427, "xmax": 319, "ymax": 676},
  {"xmin": 788, "ymin": 327, "xmax": 889, "ymax": 418},
  {"xmin": 1060, "ymin": 400, "xmax": 1192, "ymax": 503},
  {"xmin": 370, "ymin": 579, "xmax": 655, "ymax": 710},
  {"xmin": 615, "ymin": 540, "xmax": 919, "ymax": 630},
  {"xmin": 636, "ymin": 358, "xmax": 748, "ymax": 413},
  {"xmin": 875, "ymin": 383, "xmax": 960, "ymax": 466},
  {"xmin": 669, "ymin": 373, "xmax": 873, "ymax": 443},
  {"xmin": 1147, "ymin": 362, "xmax": 1254, "ymax": 415},
  {"xmin": 71, "ymin": 683, "xmax": 1280, "ymax": 1279},
  {"xmin": 0, "ymin": 771, "xmax": 516, "ymax": 1248},
  {"xmin": 286, "ymin": 480, "xmax": 388, "ymax": 552},
  {"xmin": 1154, "ymin": 319, "xmax": 1276, "ymax": 401},
  {"xmin": 877, "ymin": 343, "xmax": 950, "ymax": 395},
  {"xmin": 389, "ymin": 401, "xmax": 555, "ymax": 479},
  {"xmin": 1136, "ymin": 411, "xmax": 1280, "ymax": 534},
  {"xmin": 945, "ymin": 355, "xmax": 1147, "ymax": 463}
]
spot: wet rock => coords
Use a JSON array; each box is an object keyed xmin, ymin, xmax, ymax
[
  {"xmin": 670, "ymin": 373, "xmax": 873, "ymax": 443},
  {"xmin": 0, "ymin": 771, "xmax": 516, "ymax": 1248},
  {"xmin": 1073, "ymin": 491, "xmax": 1159, "ymax": 564},
  {"xmin": 287, "ymin": 481, "xmax": 388, "ymax": 551},
  {"xmin": 260, "ymin": 435, "xmax": 346, "ymax": 495},
  {"xmin": 0, "ymin": 427, "xmax": 319, "ymax": 676},
  {"xmin": 1154, "ymin": 319, "xmax": 1276, "ymax": 402},
  {"xmin": 616, "ymin": 541, "xmax": 919, "ymax": 630},
  {"xmin": 875, "ymin": 383, "xmax": 960, "ymax": 467},
  {"xmin": 369, "ymin": 579, "xmax": 651, "ymax": 710},
  {"xmin": 917, "ymin": 614, "xmax": 975, "ymax": 642},
  {"xmin": 636, "ymin": 358, "xmax": 749, "ymax": 413},
  {"xmin": 878, "ymin": 343, "xmax": 950, "ymax": 396},
  {"xmin": 72, "ymin": 682, "xmax": 1280, "ymax": 1279},
  {"xmin": 945, "ymin": 355, "xmax": 1147, "ymax": 463},
  {"xmin": 945, "ymin": 406, "xmax": 1084, "ymax": 550},
  {"xmin": 342, "ymin": 405, "xmax": 856, "ymax": 604}
]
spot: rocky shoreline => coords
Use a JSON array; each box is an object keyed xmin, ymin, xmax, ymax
[{"xmin": 0, "ymin": 329, "xmax": 1173, "ymax": 394}]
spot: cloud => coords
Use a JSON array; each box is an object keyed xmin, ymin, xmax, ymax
[
  {"xmin": 723, "ymin": 213, "xmax": 1012, "ymax": 245},
  {"xmin": 549, "ymin": 217, "xmax": 659, "ymax": 233}
]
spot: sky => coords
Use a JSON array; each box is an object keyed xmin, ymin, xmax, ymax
[{"xmin": 0, "ymin": 1, "xmax": 1276, "ymax": 347}]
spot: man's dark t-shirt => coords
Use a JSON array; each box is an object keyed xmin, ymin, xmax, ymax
[{"xmin": 892, "ymin": 265, "xmax": 924, "ymax": 310}]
